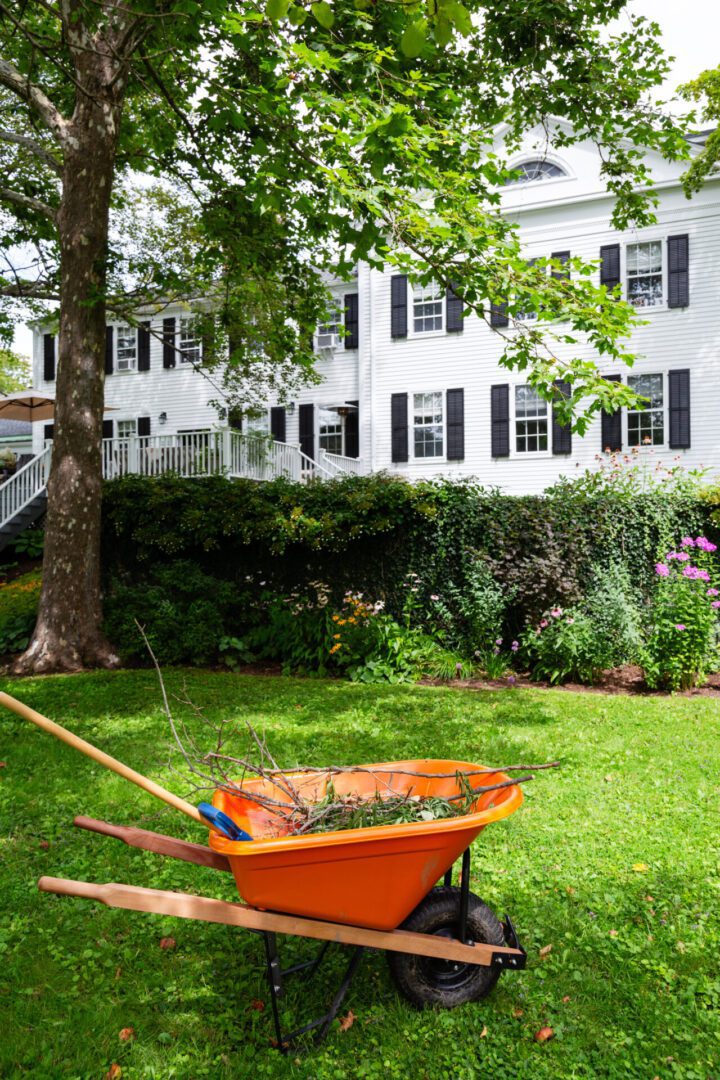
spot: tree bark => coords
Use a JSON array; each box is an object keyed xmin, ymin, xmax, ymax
[{"xmin": 13, "ymin": 49, "xmax": 124, "ymax": 674}]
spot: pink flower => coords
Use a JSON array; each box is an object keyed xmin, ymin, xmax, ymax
[
  {"xmin": 713, "ymin": 601, "xmax": 720, "ymax": 610},
  {"xmin": 511, "ymin": 640, "xmax": 519, "ymax": 652},
  {"xmin": 695, "ymin": 536, "xmax": 717, "ymax": 553},
  {"xmin": 675, "ymin": 624, "xmax": 686, "ymax": 631},
  {"xmin": 495, "ymin": 637, "xmax": 503, "ymax": 646},
  {"xmin": 550, "ymin": 607, "xmax": 562, "ymax": 618},
  {"xmin": 655, "ymin": 563, "xmax": 670, "ymax": 577},
  {"xmin": 667, "ymin": 551, "xmax": 690, "ymax": 562},
  {"xmin": 708, "ymin": 588, "xmax": 719, "ymax": 597},
  {"xmin": 566, "ymin": 617, "xmax": 575, "ymax": 625},
  {"xmin": 681, "ymin": 537, "xmax": 696, "ymax": 548},
  {"xmin": 430, "ymin": 594, "xmax": 440, "ymax": 601},
  {"xmin": 540, "ymin": 619, "xmax": 549, "ymax": 628}
]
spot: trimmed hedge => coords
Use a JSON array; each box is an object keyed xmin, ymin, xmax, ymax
[{"xmin": 101, "ymin": 474, "xmax": 715, "ymax": 664}]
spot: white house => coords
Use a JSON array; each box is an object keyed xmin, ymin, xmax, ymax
[{"xmin": 30, "ymin": 122, "xmax": 720, "ymax": 495}]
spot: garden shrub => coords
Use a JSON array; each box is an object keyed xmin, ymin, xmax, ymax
[
  {"xmin": 100, "ymin": 471, "xmax": 716, "ymax": 675},
  {"xmin": 642, "ymin": 536, "xmax": 720, "ymax": 690},
  {"xmin": 583, "ymin": 562, "xmax": 644, "ymax": 669},
  {"xmin": 521, "ymin": 607, "xmax": 603, "ymax": 685},
  {"xmin": 0, "ymin": 570, "xmax": 41, "ymax": 655}
]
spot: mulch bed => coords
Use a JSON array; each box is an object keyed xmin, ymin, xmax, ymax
[{"xmin": 423, "ymin": 665, "xmax": 720, "ymax": 697}]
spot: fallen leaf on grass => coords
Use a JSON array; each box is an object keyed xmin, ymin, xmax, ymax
[
  {"xmin": 115, "ymin": 967, "xmax": 122, "ymax": 981},
  {"xmin": 104, "ymin": 1066, "xmax": 122, "ymax": 1080},
  {"xmin": 562, "ymin": 996, "xmax": 570, "ymax": 1004},
  {"xmin": 339, "ymin": 1010, "xmax": 356, "ymax": 1032},
  {"xmin": 512, "ymin": 1007, "xmax": 524, "ymax": 1019},
  {"xmin": 480, "ymin": 1025, "xmax": 488, "ymax": 1038},
  {"xmin": 159, "ymin": 937, "xmax": 176, "ymax": 950},
  {"xmin": 534, "ymin": 1027, "xmax": 554, "ymax": 1044},
  {"xmin": 609, "ymin": 929, "xmax": 618, "ymax": 938},
  {"xmin": 632, "ymin": 863, "xmax": 649, "ymax": 873},
  {"xmin": 0, "ymin": 761, "xmax": 6, "ymax": 768},
  {"xmin": 38, "ymin": 840, "xmax": 49, "ymax": 850},
  {"xmin": 118, "ymin": 1028, "xmax": 135, "ymax": 1043},
  {"xmin": 539, "ymin": 944, "xmax": 553, "ymax": 959},
  {"xmin": 249, "ymin": 999, "xmax": 265, "ymax": 1012}
]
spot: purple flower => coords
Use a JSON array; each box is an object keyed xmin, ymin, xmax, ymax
[
  {"xmin": 493, "ymin": 647, "xmax": 500, "ymax": 656},
  {"xmin": 507, "ymin": 675, "xmax": 517, "ymax": 686},
  {"xmin": 713, "ymin": 601, "xmax": 720, "ymax": 610},
  {"xmin": 550, "ymin": 607, "xmax": 562, "ymax": 618},
  {"xmin": 696, "ymin": 537, "xmax": 718, "ymax": 553},
  {"xmin": 708, "ymin": 588, "xmax": 719, "ymax": 597},
  {"xmin": 511, "ymin": 640, "xmax": 519, "ymax": 652},
  {"xmin": 655, "ymin": 563, "xmax": 670, "ymax": 577},
  {"xmin": 540, "ymin": 618, "xmax": 549, "ymax": 628},
  {"xmin": 495, "ymin": 637, "xmax": 503, "ymax": 646},
  {"xmin": 681, "ymin": 537, "xmax": 696, "ymax": 548},
  {"xmin": 667, "ymin": 551, "xmax": 690, "ymax": 562},
  {"xmin": 682, "ymin": 566, "xmax": 709, "ymax": 581},
  {"xmin": 675, "ymin": 624, "xmax": 686, "ymax": 631}
]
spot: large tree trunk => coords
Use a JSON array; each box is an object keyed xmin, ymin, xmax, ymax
[{"xmin": 13, "ymin": 68, "xmax": 123, "ymax": 674}]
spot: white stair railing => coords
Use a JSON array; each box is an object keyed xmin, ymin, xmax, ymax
[
  {"xmin": 319, "ymin": 450, "xmax": 366, "ymax": 476},
  {"xmin": 0, "ymin": 446, "xmax": 52, "ymax": 531}
]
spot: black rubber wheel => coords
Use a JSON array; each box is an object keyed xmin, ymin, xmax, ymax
[{"xmin": 388, "ymin": 886, "xmax": 505, "ymax": 1009}]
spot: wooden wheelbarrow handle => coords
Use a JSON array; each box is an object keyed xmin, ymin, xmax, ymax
[
  {"xmin": 73, "ymin": 816, "xmax": 231, "ymax": 873},
  {"xmin": 37, "ymin": 876, "xmax": 525, "ymax": 968}
]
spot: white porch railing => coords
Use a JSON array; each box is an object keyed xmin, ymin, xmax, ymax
[
  {"xmin": 319, "ymin": 450, "xmax": 367, "ymax": 476},
  {"xmin": 0, "ymin": 445, "xmax": 51, "ymax": 527},
  {"xmin": 0, "ymin": 430, "xmax": 360, "ymax": 536}
]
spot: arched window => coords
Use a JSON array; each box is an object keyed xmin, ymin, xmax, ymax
[{"xmin": 505, "ymin": 159, "xmax": 567, "ymax": 185}]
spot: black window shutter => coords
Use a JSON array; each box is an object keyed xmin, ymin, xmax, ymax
[
  {"xmin": 43, "ymin": 334, "xmax": 56, "ymax": 382},
  {"xmin": 163, "ymin": 317, "xmax": 176, "ymax": 368},
  {"xmin": 551, "ymin": 251, "xmax": 571, "ymax": 280},
  {"xmin": 667, "ymin": 235, "xmax": 689, "ymax": 309},
  {"xmin": 105, "ymin": 326, "xmax": 114, "ymax": 375},
  {"xmin": 391, "ymin": 275, "xmax": 408, "ymax": 339},
  {"xmin": 600, "ymin": 244, "xmax": 621, "ymax": 293},
  {"xmin": 668, "ymin": 368, "xmax": 691, "ymax": 449},
  {"xmin": 552, "ymin": 379, "xmax": 572, "ymax": 455},
  {"xmin": 102, "ymin": 419, "xmax": 113, "ymax": 439},
  {"xmin": 490, "ymin": 384, "xmax": 510, "ymax": 457},
  {"xmin": 345, "ymin": 400, "xmax": 359, "ymax": 458},
  {"xmin": 137, "ymin": 416, "xmax": 151, "ymax": 437},
  {"xmin": 446, "ymin": 284, "xmax": 463, "ymax": 333},
  {"xmin": 202, "ymin": 317, "xmax": 215, "ymax": 364},
  {"xmin": 270, "ymin": 406, "xmax": 286, "ymax": 443},
  {"xmin": 228, "ymin": 407, "xmax": 243, "ymax": 431},
  {"xmin": 490, "ymin": 302, "xmax": 509, "ymax": 329},
  {"xmin": 446, "ymin": 388, "xmax": 464, "ymax": 460},
  {"xmin": 298, "ymin": 403, "xmax": 314, "ymax": 461},
  {"xmin": 344, "ymin": 293, "xmax": 359, "ymax": 350},
  {"xmin": 138, "ymin": 321, "xmax": 151, "ymax": 371},
  {"xmin": 391, "ymin": 393, "xmax": 408, "ymax": 462},
  {"xmin": 600, "ymin": 373, "xmax": 622, "ymax": 452},
  {"xmin": 44, "ymin": 424, "xmax": 54, "ymax": 440}
]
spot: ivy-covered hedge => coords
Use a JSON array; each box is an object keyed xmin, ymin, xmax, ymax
[{"xmin": 101, "ymin": 473, "xmax": 715, "ymax": 664}]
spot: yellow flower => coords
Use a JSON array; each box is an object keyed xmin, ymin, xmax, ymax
[
  {"xmin": 329, "ymin": 643, "xmax": 342, "ymax": 654},
  {"xmin": 333, "ymin": 633, "xmax": 341, "ymax": 640},
  {"xmin": 348, "ymin": 617, "xmax": 357, "ymax": 625}
]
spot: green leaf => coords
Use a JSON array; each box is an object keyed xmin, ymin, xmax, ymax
[
  {"xmin": 400, "ymin": 20, "xmax": 427, "ymax": 58},
  {"xmin": 311, "ymin": 1, "xmax": 334, "ymax": 28},
  {"xmin": 265, "ymin": 0, "xmax": 291, "ymax": 19},
  {"xmin": 288, "ymin": 4, "xmax": 308, "ymax": 24}
]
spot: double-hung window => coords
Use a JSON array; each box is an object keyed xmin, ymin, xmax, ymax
[
  {"xmin": 179, "ymin": 317, "xmax": 202, "ymax": 364},
  {"xmin": 116, "ymin": 325, "xmax": 137, "ymax": 372},
  {"xmin": 626, "ymin": 242, "xmax": 663, "ymax": 309},
  {"xmin": 317, "ymin": 308, "xmax": 342, "ymax": 349},
  {"xmin": 318, "ymin": 407, "xmax": 343, "ymax": 455},
  {"xmin": 413, "ymin": 392, "xmax": 444, "ymax": 458},
  {"xmin": 627, "ymin": 373, "xmax": 664, "ymax": 446},
  {"xmin": 515, "ymin": 385, "xmax": 548, "ymax": 453},
  {"xmin": 412, "ymin": 283, "xmax": 443, "ymax": 333},
  {"xmin": 117, "ymin": 419, "xmax": 137, "ymax": 439}
]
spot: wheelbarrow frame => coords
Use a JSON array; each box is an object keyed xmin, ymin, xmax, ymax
[{"xmin": 38, "ymin": 816, "xmax": 526, "ymax": 1051}]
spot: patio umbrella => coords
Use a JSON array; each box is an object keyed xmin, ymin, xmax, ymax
[{"xmin": 0, "ymin": 392, "xmax": 115, "ymax": 422}]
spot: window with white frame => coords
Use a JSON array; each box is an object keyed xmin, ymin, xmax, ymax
[
  {"xmin": 628, "ymin": 373, "xmax": 664, "ymax": 446},
  {"xmin": 117, "ymin": 419, "xmax": 137, "ymax": 439},
  {"xmin": 515, "ymin": 385, "xmax": 548, "ymax": 453},
  {"xmin": 179, "ymin": 317, "xmax": 202, "ymax": 363},
  {"xmin": 505, "ymin": 159, "xmax": 567, "ymax": 185},
  {"xmin": 626, "ymin": 242, "xmax": 663, "ymax": 309},
  {"xmin": 412, "ymin": 283, "xmax": 443, "ymax": 333},
  {"xmin": 318, "ymin": 407, "xmax": 343, "ymax": 455},
  {"xmin": 316, "ymin": 308, "xmax": 342, "ymax": 349},
  {"xmin": 413, "ymin": 392, "xmax": 444, "ymax": 458},
  {"xmin": 116, "ymin": 325, "xmax": 137, "ymax": 371}
]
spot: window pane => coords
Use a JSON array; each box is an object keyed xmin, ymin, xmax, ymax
[
  {"xmin": 626, "ymin": 242, "xmax": 663, "ymax": 309},
  {"xmin": 412, "ymin": 284, "xmax": 443, "ymax": 333},
  {"xmin": 628, "ymin": 373, "xmax": 664, "ymax": 445},
  {"xmin": 117, "ymin": 419, "xmax": 137, "ymax": 439},
  {"xmin": 412, "ymin": 392, "xmax": 443, "ymax": 457},
  {"xmin": 116, "ymin": 326, "xmax": 137, "ymax": 371},
  {"xmin": 179, "ymin": 318, "xmax": 202, "ymax": 363},
  {"xmin": 515, "ymin": 385, "xmax": 548, "ymax": 452},
  {"xmin": 317, "ymin": 308, "xmax": 341, "ymax": 348}
]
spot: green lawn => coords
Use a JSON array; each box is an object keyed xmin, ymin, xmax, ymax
[{"xmin": 1, "ymin": 671, "xmax": 719, "ymax": 1079}]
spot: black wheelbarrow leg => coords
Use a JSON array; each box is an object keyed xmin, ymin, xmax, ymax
[{"xmin": 262, "ymin": 931, "xmax": 363, "ymax": 1052}]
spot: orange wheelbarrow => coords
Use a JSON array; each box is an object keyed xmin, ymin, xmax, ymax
[{"xmin": 39, "ymin": 759, "xmax": 527, "ymax": 1050}]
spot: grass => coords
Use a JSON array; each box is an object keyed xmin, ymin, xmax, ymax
[{"xmin": 1, "ymin": 670, "xmax": 719, "ymax": 1079}]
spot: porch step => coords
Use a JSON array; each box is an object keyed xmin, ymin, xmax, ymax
[{"xmin": 0, "ymin": 492, "xmax": 47, "ymax": 552}]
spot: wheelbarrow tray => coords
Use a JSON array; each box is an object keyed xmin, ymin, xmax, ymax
[{"xmin": 209, "ymin": 758, "xmax": 523, "ymax": 930}]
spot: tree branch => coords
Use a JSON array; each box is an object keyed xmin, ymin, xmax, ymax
[
  {"xmin": 0, "ymin": 185, "xmax": 57, "ymax": 219},
  {"xmin": 0, "ymin": 58, "xmax": 67, "ymax": 143},
  {"xmin": 0, "ymin": 128, "xmax": 63, "ymax": 175},
  {"xmin": 0, "ymin": 282, "xmax": 59, "ymax": 300}
]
